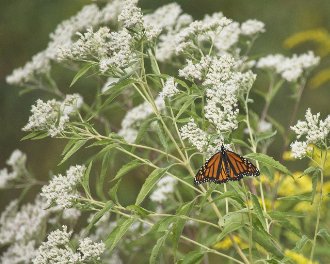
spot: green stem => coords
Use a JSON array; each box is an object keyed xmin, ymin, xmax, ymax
[{"xmin": 309, "ymin": 148, "xmax": 327, "ymax": 262}]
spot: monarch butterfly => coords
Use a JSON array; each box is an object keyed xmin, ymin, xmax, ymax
[{"xmin": 194, "ymin": 144, "xmax": 260, "ymax": 185}]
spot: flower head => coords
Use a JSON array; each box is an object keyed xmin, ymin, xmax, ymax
[
  {"xmin": 118, "ymin": 0, "xmax": 143, "ymax": 28},
  {"xmin": 41, "ymin": 165, "xmax": 86, "ymax": 208},
  {"xmin": 159, "ymin": 77, "xmax": 179, "ymax": 99},
  {"xmin": 240, "ymin": 19, "xmax": 265, "ymax": 36},
  {"xmin": 23, "ymin": 94, "xmax": 83, "ymax": 137},
  {"xmin": 257, "ymin": 51, "xmax": 319, "ymax": 82},
  {"xmin": 290, "ymin": 108, "xmax": 330, "ymax": 159},
  {"xmin": 180, "ymin": 119, "xmax": 209, "ymax": 152}
]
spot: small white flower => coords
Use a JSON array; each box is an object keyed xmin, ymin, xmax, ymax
[
  {"xmin": 256, "ymin": 54, "xmax": 285, "ymax": 70},
  {"xmin": 179, "ymin": 56, "xmax": 212, "ymax": 81},
  {"xmin": 257, "ymin": 52, "xmax": 319, "ymax": 82},
  {"xmin": 290, "ymin": 108, "xmax": 330, "ymax": 159},
  {"xmin": 0, "ymin": 197, "xmax": 49, "ymax": 245},
  {"xmin": 33, "ymin": 226, "xmax": 81, "ymax": 264},
  {"xmin": 290, "ymin": 141, "xmax": 308, "ymax": 159},
  {"xmin": 180, "ymin": 119, "xmax": 208, "ymax": 152},
  {"xmin": 23, "ymin": 94, "xmax": 83, "ymax": 137},
  {"xmin": 118, "ymin": 0, "xmax": 143, "ymax": 28},
  {"xmin": 78, "ymin": 238, "xmax": 105, "ymax": 261},
  {"xmin": 41, "ymin": 165, "xmax": 85, "ymax": 208},
  {"xmin": 159, "ymin": 77, "xmax": 179, "ymax": 99},
  {"xmin": 0, "ymin": 241, "xmax": 37, "ymax": 264},
  {"xmin": 241, "ymin": 19, "xmax": 265, "ymax": 36},
  {"xmin": 150, "ymin": 175, "xmax": 177, "ymax": 203}
]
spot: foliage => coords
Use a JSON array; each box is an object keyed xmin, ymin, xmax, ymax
[{"xmin": 1, "ymin": 1, "xmax": 330, "ymax": 263}]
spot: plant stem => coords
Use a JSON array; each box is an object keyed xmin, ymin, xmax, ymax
[
  {"xmin": 244, "ymin": 88, "xmax": 270, "ymax": 234},
  {"xmin": 309, "ymin": 148, "xmax": 327, "ymax": 262}
]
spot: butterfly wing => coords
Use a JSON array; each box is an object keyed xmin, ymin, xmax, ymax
[
  {"xmin": 194, "ymin": 152, "xmax": 229, "ymax": 185},
  {"xmin": 226, "ymin": 150, "xmax": 260, "ymax": 180}
]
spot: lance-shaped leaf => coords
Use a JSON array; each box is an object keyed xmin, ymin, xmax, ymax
[
  {"xmin": 105, "ymin": 217, "xmax": 135, "ymax": 252},
  {"xmin": 245, "ymin": 153, "xmax": 292, "ymax": 176},
  {"xmin": 135, "ymin": 168, "xmax": 168, "ymax": 205}
]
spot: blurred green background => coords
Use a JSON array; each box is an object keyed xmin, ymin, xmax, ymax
[{"xmin": 1, "ymin": 0, "xmax": 330, "ymax": 207}]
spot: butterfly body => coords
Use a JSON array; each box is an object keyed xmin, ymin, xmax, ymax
[{"xmin": 194, "ymin": 145, "xmax": 260, "ymax": 185}]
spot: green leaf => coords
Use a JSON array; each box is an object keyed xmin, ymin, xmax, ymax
[
  {"xmin": 21, "ymin": 131, "xmax": 49, "ymax": 141},
  {"xmin": 135, "ymin": 117, "xmax": 157, "ymax": 144},
  {"xmin": 277, "ymin": 193, "xmax": 312, "ymax": 202},
  {"xmin": 102, "ymin": 77, "xmax": 135, "ymax": 95},
  {"xmin": 300, "ymin": 166, "xmax": 319, "ymax": 177},
  {"xmin": 175, "ymin": 96, "xmax": 196, "ymax": 119},
  {"xmin": 253, "ymin": 227, "xmax": 283, "ymax": 258},
  {"xmin": 178, "ymin": 251, "xmax": 204, "ymax": 264},
  {"xmin": 148, "ymin": 49, "xmax": 161, "ymax": 75},
  {"xmin": 245, "ymin": 153, "xmax": 292, "ymax": 176},
  {"xmin": 256, "ymin": 130, "xmax": 277, "ymax": 143},
  {"xmin": 112, "ymin": 160, "xmax": 143, "ymax": 182},
  {"xmin": 317, "ymin": 229, "xmax": 330, "ymax": 244},
  {"xmin": 148, "ymin": 216, "xmax": 176, "ymax": 234},
  {"xmin": 108, "ymin": 178, "xmax": 122, "ymax": 204},
  {"xmin": 135, "ymin": 168, "xmax": 168, "ymax": 205},
  {"xmin": 311, "ymin": 173, "xmax": 318, "ymax": 204},
  {"xmin": 126, "ymin": 204, "xmax": 150, "ymax": 218},
  {"xmin": 251, "ymin": 193, "xmax": 267, "ymax": 230},
  {"xmin": 105, "ymin": 217, "xmax": 135, "ymax": 251},
  {"xmin": 292, "ymin": 235, "xmax": 310, "ymax": 252},
  {"xmin": 59, "ymin": 139, "xmax": 87, "ymax": 165},
  {"xmin": 217, "ymin": 212, "xmax": 248, "ymax": 241},
  {"xmin": 100, "ymin": 78, "xmax": 136, "ymax": 109},
  {"xmin": 149, "ymin": 232, "xmax": 169, "ymax": 264},
  {"xmin": 172, "ymin": 201, "xmax": 195, "ymax": 252},
  {"xmin": 84, "ymin": 201, "xmax": 113, "ymax": 234},
  {"xmin": 231, "ymin": 138, "xmax": 251, "ymax": 149},
  {"xmin": 70, "ymin": 63, "xmax": 94, "ymax": 87},
  {"xmin": 155, "ymin": 121, "xmax": 168, "ymax": 152},
  {"xmin": 81, "ymin": 161, "xmax": 93, "ymax": 196}
]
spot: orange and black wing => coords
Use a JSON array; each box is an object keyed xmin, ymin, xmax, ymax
[
  {"xmin": 226, "ymin": 150, "xmax": 260, "ymax": 181},
  {"xmin": 194, "ymin": 152, "xmax": 229, "ymax": 185}
]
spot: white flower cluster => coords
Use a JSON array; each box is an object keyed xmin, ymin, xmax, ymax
[
  {"xmin": 23, "ymin": 94, "xmax": 83, "ymax": 137},
  {"xmin": 240, "ymin": 19, "xmax": 265, "ymax": 36},
  {"xmin": 153, "ymin": 8, "xmax": 265, "ymax": 62},
  {"xmin": 33, "ymin": 226, "xmax": 105, "ymax": 264},
  {"xmin": 58, "ymin": 27, "xmax": 133, "ymax": 73},
  {"xmin": 178, "ymin": 56, "xmax": 212, "ymax": 81},
  {"xmin": 118, "ymin": 0, "xmax": 143, "ymax": 28},
  {"xmin": 180, "ymin": 119, "xmax": 209, "ymax": 152},
  {"xmin": 290, "ymin": 108, "xmax": 330, "ymax": 158},
  {"xmin": 203, "ymin": 55, "xmax": 256, "ymax": 132},
  {"xmin": 0, "ymin": 198, "xmax": 48, "ymax": 245},
  {"xmin": 175, "ymin": 14, "xmax": 232, "ymax": 54},
  {"xmin": 159, "ymin": 77, "xmax": 179, "ymax": 99},
  {"xmin": 1, "ymin": 241, "xmax": 37, "ymax": 264},
  {"xmin": 0, "ymin": 150, "xmax": 27, "ymax": 189},
  {"xmin": 6, "ymin": 1, "xmax": 123, "ymax": 85},
  {"xmin": 147, "ymin": 4, "xmax": 193, "ymax": 62},
  {"xmin": 150, "ymin": 175, "xmax": 178, "ymax": 203},
  {"xmin": 41, "ymin": 165, "xmax": 86, "ymax": 208},
  {"xmin": 256, "ymin": 51, "xmax": 320, "ymax": 82},
  {"xmin": 118, "ymin": 96, "xmax": 165, "ymax": 143}
]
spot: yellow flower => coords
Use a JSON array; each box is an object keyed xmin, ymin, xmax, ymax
[
  {"xmin": 283, "ymin": 150, "xmax": 295, "ymax": 161},
  {"xmin": 278, "ymin": 172, "xmax": 312, "ymax": 197},
  {"xmin": 285, "ymin": 249, "xmax": 319, "ymax": 264},
  {"xmin": 213, "ymin": 235, "xmax": 247, "ymax": 250}
]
